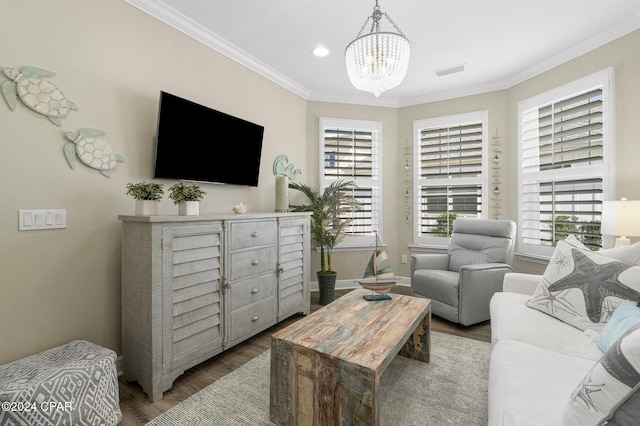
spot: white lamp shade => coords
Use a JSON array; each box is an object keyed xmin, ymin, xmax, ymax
[{"xmin": 601, "ymin": 200, "xmax": 640, "ymax": 237}]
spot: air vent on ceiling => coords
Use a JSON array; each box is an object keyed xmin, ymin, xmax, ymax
[{"xmin": 434, "ymin": 64, "xmax": 466, "ymax": 77}]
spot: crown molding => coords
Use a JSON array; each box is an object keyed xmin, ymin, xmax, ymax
[
  {"xmin": 125, "ymin": 0, "xmax": 640, "ymax": 108},
  {"xmin": 399, "ymin": 15, "xmax": 640, "ymax": 108},
  {"xmin": 502, "ymin": 14, "xmax": 640, "ymax": 91},
  {"xmin": 123, "ymin": 0, "xmax": 311, "ymax": 99}
]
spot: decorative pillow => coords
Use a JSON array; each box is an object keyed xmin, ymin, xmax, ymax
[
  {"xmin": 564, "ymin": 323, "xmax": 640, "ymax": 425},
  {"xmin": 526, "ymin": 237, "xmax": 640, "ymax": 331},
  {"xmin": 597, "ymin": 301, "xmax": 640, "ymax": 352}
]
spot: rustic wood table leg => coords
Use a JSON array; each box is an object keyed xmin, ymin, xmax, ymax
[
  {"xmin": 338, "ymin": 361, "xmax": 379, "ymax": 425},
  {"xmin": 270, "ymin": 339, "xmax": 295, "ymax": 425},
  {"xmin": 399, "ymin": 307, "xmax": 431, "ymax": 363}
]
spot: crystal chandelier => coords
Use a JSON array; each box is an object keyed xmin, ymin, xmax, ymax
[{"xmin": 345, "ymin": 0, "xmax": 410, "ymax": 97}]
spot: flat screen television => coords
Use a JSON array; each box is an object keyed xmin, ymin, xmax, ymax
[{"xmin": 153, "ymin": 91, "xmax": 264, "ymax": 187}]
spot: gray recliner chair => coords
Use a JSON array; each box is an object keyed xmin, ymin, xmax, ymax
[{"xmin": 410, "ymin": 218, "xmax": 516, "ymax": 326}]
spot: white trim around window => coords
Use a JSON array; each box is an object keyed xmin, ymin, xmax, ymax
[
  {"xmin": 516, "ymin": 68, "xmax": 615, "ymax": 259},
  {"xmin": 412, "ymin": 110, "xmax": 489, "ymax": 247},
  {"xmin": 319, "ymin": 117, "xmax": 383, "ymax": 248}
]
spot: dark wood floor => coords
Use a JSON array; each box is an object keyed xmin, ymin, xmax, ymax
[{"xmin": 117, "ymin": 286, "xmax": 491, "ymax": 425}]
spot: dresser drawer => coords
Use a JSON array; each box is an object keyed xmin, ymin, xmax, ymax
[
  {"xmin": 229, "ymin": 246, "xmax": 276, "ymax": 281},
  {"xmin": 229, "ymin": 274, "xmax": 276, "ymax": 311},
  {"xmin": 229, "ymin": 220, "xmax": 276, "ymax": 250},
  {"xmin": 230, "ymin": 297, "xmax": 276, "ymax": 342}
]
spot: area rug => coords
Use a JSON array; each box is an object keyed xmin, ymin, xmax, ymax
[{"xmin": 146, "ymin": 332, "xmax": 491, "ymax": 425}]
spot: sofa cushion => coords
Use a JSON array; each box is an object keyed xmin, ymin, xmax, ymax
[
  {"xmin": 597, "ymin": 300, "xmax": 640, "ymax": 352},
  {"xmin": 526, "ymin": 237, "xmax": 640, "ymax": 332},
  {"xmin": 490, "ymin": 292, "xmax": 603, "ymax": 360},
  {"xmin": 489, "ymin": 339, "xmax": 595, "ymax": 426},
  {"xmin": 564, "ymin": 324, "xmax": 640, "ymax": 425}
]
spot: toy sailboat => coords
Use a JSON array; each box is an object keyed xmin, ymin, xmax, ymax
[{"xmin": 358, "ymin": 232, "xmax": 397, "ymax": 301}]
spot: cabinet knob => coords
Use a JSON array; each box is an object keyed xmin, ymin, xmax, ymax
[
  {"xmin": 251, "ymin": 315, "xmax": 259, "ymax": 322},
  {"xmin": 250, "ymin": 288, "xmax": 259, "ymax": 294},
  {"xmin": 251, "ymin": 231, "xmax": 259, "ymax": 237},
  {"xmin": 251, "ymin": 259, "xmax": 259, "ymax": 265}
]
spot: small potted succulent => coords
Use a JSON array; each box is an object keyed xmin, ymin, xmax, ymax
[
  {"xmin": 168, "ymin": 182, "xmax": 206, "ymax": 216},
  {"xmin": 126, "ymin": 181, "xmax": 164, "ymax": 216}
]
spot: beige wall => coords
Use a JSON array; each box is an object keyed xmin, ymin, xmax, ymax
[
  {"xmin": 0, "ymin": 0, "xmax": 307, "ymax": 364},
  {"xmin": 2, "ymin": 0, "xmax": 639, "ymax": 364}
]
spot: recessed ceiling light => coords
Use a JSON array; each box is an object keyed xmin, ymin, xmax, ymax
[{"xmin": 312, "ymin": 46, "xmax": 330, "ymax": 58}]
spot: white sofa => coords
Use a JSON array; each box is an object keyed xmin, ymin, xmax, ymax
[
  {"xmin": 489, "ymin": 262, "xmax": 640, "ymax": 426},
  {"xmin": 488, "ymin": 272, "xmax": 603, "ymax": 425}
]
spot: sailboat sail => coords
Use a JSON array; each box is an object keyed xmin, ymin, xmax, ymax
[
  {"xmin": 359, "ymin": 232, "xmax": 397, "ymax": 295},
  {"xmin": 363, "ymin": 248, "xmax": 395, "ymax": 280}
]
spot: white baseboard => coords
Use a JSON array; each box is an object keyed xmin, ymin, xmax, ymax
[{"xmin": 310, "ymin": 276, "xmax": 411, "ymax": 292}]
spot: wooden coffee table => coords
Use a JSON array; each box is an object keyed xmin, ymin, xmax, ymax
[{"xmin": 269, "ymin": 288, "xmax": 431, "ymax": 426}]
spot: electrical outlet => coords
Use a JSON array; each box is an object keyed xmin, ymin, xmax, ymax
[{"xmin": 401, "ymin": 254, "xmax": 408, "ymax": 264}]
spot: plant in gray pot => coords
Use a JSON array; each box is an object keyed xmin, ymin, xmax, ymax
[{"xmin": 289, "ymin": 180, "xmax": 360, "ymax": 305}]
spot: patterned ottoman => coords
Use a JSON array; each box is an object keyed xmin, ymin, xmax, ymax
[{"xmin": 0, "ymin": 340, "xmax": 122, "ymax": 426}]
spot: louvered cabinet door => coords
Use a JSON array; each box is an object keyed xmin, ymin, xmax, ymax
[
  {"xmin": 161, "ymin": 223, "xmax": 224, "ymax": 379},
  {"xmin": 277, "ymin": 216, "xmax": 310, "ymax": 319}
]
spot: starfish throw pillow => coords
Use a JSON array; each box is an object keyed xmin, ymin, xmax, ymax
[
  {"xmin": 527, "ymin": 237, "xmax": 640, "ymax": 331},
  {"xmin": 564, "ymin": 323, "xmax": 640, "ymax": 425}
]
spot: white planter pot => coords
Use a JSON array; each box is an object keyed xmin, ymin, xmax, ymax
[
  {"xmin": 135, "ymin": 200, "xmax": 158, "ymax": 216},
  {"xmin": 178, "ymin": 201, "xmax": 199, "ymax": 216}
]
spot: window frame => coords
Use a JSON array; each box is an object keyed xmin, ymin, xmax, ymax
[
  {"xmin": 412, "ymin": 110, "xmax": 489, "ymax": 247},
  {"xmin": 516, "ymin": 68, "xmax": 616, "ymax": 259},
  {"xmin": 319, "ymin": 117, "xmax": 383, "ymax": 249}
]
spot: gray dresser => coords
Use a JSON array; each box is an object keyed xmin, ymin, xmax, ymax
[{"xmin": 118, "ymin": 213, "xmax": 310, "ymax": 401}]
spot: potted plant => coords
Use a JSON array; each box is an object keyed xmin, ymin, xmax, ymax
[
  {"xmin": 289, "ymin": 180, "xmax": 360, "ymax": 305},
  {"xmin": 168, "ymin": 182, "xmax": 206, "ymax": 216},
  {"xmin": 126, "ymin": 181, "xmax": 164, "ymax": 216}
]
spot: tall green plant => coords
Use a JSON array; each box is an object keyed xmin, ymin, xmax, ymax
[{"xmin": 289, "ymin": 180, "xmax": 360, "ymax": 273}]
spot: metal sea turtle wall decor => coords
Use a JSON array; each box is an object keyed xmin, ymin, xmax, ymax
[
  {"xmin": 2, "ymin": 66, "xmax": 78, "ymax": 126},
  {"xmin": 64, "ymin": 128, "xmax": 124, "ymax": 178}
]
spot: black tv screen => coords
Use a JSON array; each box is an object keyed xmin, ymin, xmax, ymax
[{"xmin": 153, "ymin": 91, "xmax": 264, "ymax": 186}]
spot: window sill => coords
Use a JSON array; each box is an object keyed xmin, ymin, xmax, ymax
[
  {"xmin": 408, "ymin": 244, "xmax": 448, "ymax": 254},
  {"xmin": 515, "ymin": 252, "xmax": 551, "ymax": 265}
]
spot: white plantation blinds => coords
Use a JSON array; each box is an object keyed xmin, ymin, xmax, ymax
[
  {"xmin": 522, "ymin": 89, "xmax": 603, "ymax": 172},
  {"xmin": 413, "ymin": 111, "xmax": 487, "ymax": 244},
  {"xmin": 320, "ymin": 118, "xmax": 381, "ymax": 245},
  {"xmin": 518, "ymin": 69, "xmax": 614, "ymax": 257},
  {"xmin": 420, "ymin": 121, "xmax": 483, "ymax": 180},
  {"xmin": 323, "ymin": 127, "xmax": 375, "ymax": 179}
]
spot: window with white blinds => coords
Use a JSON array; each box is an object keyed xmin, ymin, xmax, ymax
[
  {"xmin": 518, "ymin": 68, "xmax": 614, "ymax": 257},
  {"xmin": 319, "ymin": 118, "xmax": 382, "ymax": 247},
  {"xmin": 413, "ymin": 111, "xmax": 488, "ymax": 245}
]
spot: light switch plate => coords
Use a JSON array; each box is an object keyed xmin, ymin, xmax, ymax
[{"xmin": 19, "ymin": 209, "xmax": 67, "ymax": 231}]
